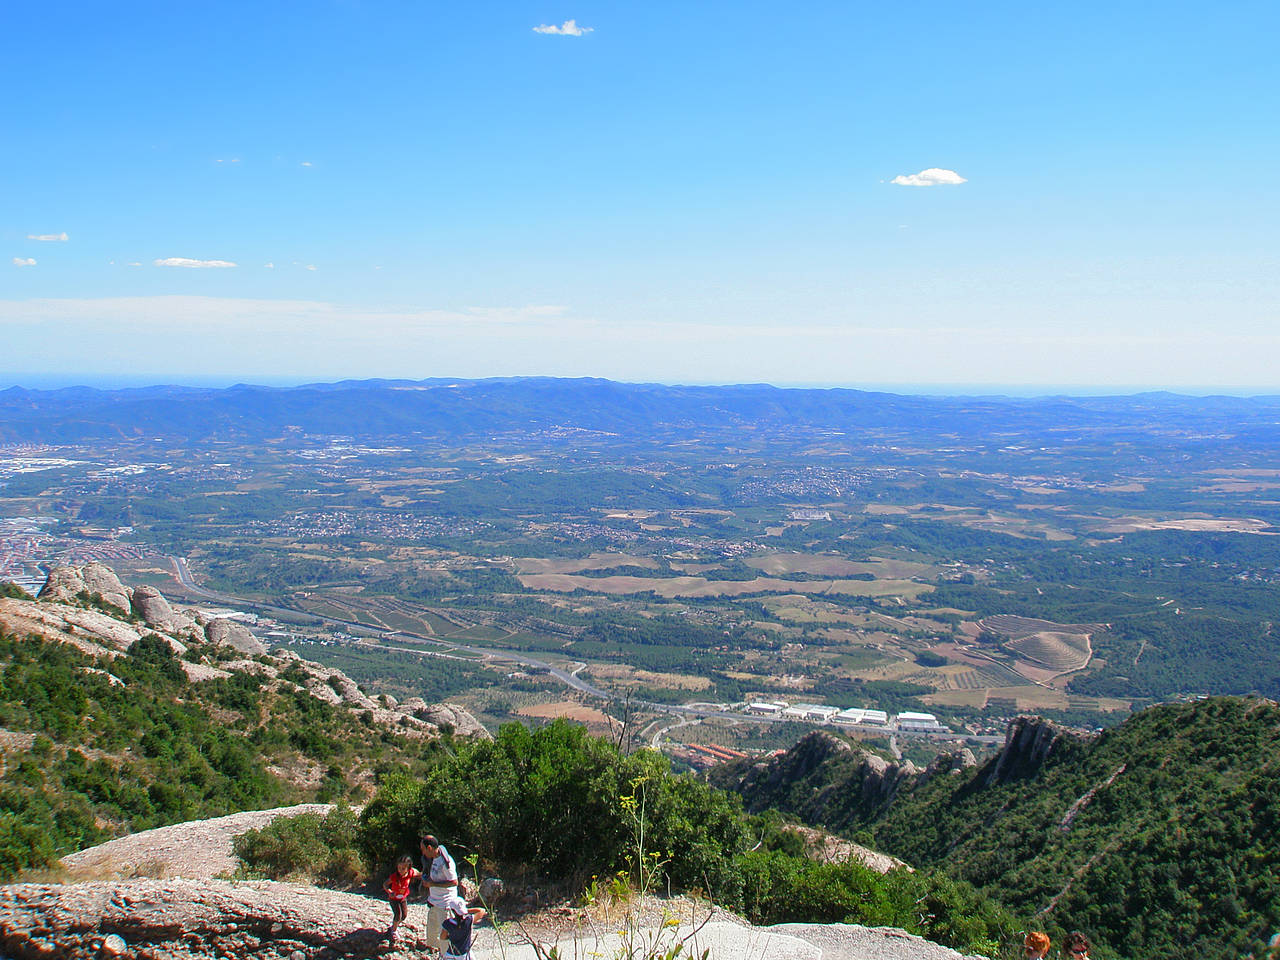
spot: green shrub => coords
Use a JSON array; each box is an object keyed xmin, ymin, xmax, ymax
[
  {"xmin": 355, "ymin": 719, "xmax": 1017, "ymax": 956},
  {"xmin": 233, "ymin": 804, "xmax": 361, "ymax": 886}
]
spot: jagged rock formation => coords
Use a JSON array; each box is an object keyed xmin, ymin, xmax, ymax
[
  {"xmin": 130, "ymin": 584, "xmax": 198, "ymax": 637},
  {"xmin": 983, "ymin": 716, "xmax": 1083, "ymax": 786},
  {"xmin": 204, "ymin": 617, "xmax": 268, "ymax": 656},
  {"xmin": 418, "ymin": 702, "xmax": 489, "ymax": 739},
  {"xmin": 80, "ymin": 562, "xmax": 133, "ymax": 614},
  {"xmin": 926, "ymin": 747, "xmax": 978, "ymax": 778},
  {"xmin": 2, "ymin": 566, "xmax": 487, "ymax": 743},
  {"xmin": 727, "ymin": 731, "xmax": 923, "ymax": 825}
]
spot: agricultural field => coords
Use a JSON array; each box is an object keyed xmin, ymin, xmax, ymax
[{"xmin": 8, "ymin": 381, "xmax": 1280, "ymax": 743}]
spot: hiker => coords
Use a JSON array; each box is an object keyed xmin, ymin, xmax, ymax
[
  {"xmin": 1063, "ymin": 932, "xmax": 1091, "ymax": 960},
  {"xmin": 382, "ymin": 855, "xmax": 421, "ymax": 939},
  {"xmin": 420, "ymin": 834, "xmax": 459, "ymax": 953},
  {"xmin": 440, "ymin": 894, "xmax": 487, "ymax": 960},
  {"xmin": 1024, "ymin": 932, "xmax": 1052, "ymax": 960}
]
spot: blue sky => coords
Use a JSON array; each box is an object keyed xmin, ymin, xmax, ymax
[{"xmin": 3, "ymin": 1, "xmax": 1279, "ymax": 391}]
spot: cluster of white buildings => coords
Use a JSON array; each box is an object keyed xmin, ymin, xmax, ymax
[{"xmin": 744, "ymin": 700, "xmax": 950, "ymax": 733}]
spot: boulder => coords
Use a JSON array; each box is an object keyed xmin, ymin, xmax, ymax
[
  {"xmin": 80, "ymin": 562, "xmax": 133, "ymax": 615},
  {"xmin": 0, "ymin": 878, "xmax": 436, "ymax": 959},
  {"xmin": 205, "ymin": 618, "xmax": 268, "ymax": 656},
  {"xmin": 37, "ymin": 565, "xmax": 87, "ymax": 603},
  {"xmin": 419, "ymin": 703, "xmax": 491, "ymax": 739},
  {"xmin": 131, "ymin": 585, "xmax": 195, "ymax": 634}
]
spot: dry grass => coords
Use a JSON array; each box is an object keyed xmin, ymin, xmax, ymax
[
  {"xmin": 514, "ymin": 553, "xmax": 659, "ymax": 574},
  {"xmin": 516, "ymin": 701, "xmax": 620, "ymax": 737},
  {"xmin": 1093, "ymin": 516, "xmax": 1273, "ymax": 534},
  {"xmin": 745, "ymin": 553, "xmax": 935, "ymax": 578},
  {"xmin": 518, "ymin": 572, "xmax": 932, "ymax": 600}
]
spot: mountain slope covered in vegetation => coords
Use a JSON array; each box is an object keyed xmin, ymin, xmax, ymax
[{"xmin": 718, "ymin": 698, "xmax": 1280, "ymax": 960}]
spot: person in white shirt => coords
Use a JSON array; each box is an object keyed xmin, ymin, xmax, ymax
[{"xmin": 419, "ymin": 834, "xmax": 458, "ymax": 954}]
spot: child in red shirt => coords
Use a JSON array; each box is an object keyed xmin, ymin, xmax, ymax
[{"xmin": 382, "ymin": 855, "xmax": 421, "ymax": 938}]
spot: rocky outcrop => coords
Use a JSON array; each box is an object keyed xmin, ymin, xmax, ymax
[
  {"xmin": 59, "ymin": 805, "xmax": 335, "ymax": 882},
  {"xmin": 418, "ymin": 702, "xmax": 491, "ymax": 739},
  {"xmin": 6, "ymin": 566, "xmax": 487, "ymax": 746},
  {"xmin": 984, "ymin": 716, "xmax": 1084, "ymax": 786},
  {"xmin": 924, "ymin": 747, "xmax": 978, "ymax": 780},
  {"xmin": 131, "ymin": 584, "xmax": 196, "ymax": 636},
  {"xmin": 37, "ymin": 566, "xmax": 90, "ymax": 605},
  {"xmin": 205, "ymin": 618, "xmax": 268, "ymax": 656},
  {"xmin": 0, "ymin": 878, "xmax": 988, "ymax": 960},
  {"xmin": 730, "ymin": 731, "xmax": 920, "ymax": 822},
  {"xmin": 783, "ymin": 824, "xmax": 910, "ymax": 874},
  {"xmin": 81, "ymin": 562, "xmax": 133, "ymax": 614},
  {"xmin": 0, "ymin": 596, "xmax": 143, "ymax": 656},
  {"xmin": 0, "ymin": 878, "xmax": 436, "ymax": 960}
]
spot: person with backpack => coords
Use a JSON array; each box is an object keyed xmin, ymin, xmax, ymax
[{"xmin": 439, "ymin": 895, "xmax": 487, "ymax": 960}]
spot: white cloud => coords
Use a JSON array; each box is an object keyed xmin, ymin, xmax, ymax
[
  {"xmin": 533, "ymin": 18, "xmax": 593, "ymax": 35},
  {"xmin": 305, "ymin": 264, "xmax": 317, "ymax": 271},
  {"xmin": 264, "ymin": 262, "xmax": 275, "ymax": 269},
  {"xmin": 891, "ymin": 168, "xmax": 967, "ymax": 187},
  {"xmin": 12, "ymin": 257, "xmax": 36, "ymax": 267},
  {"xmin": 27, "ymin": 232, "xmax": 68, "ymax": 242},
  {"xmin": 0, "ymin": 297, "xmax": 569, "ymax": 335},
  {"xmin": 128, "ymin": 262, "xmax": 142, "ymax": 267},
  {"xmin": 300, "ymin": 161, "xmax": 313, "ymax": 167},
  {"xmin": 154, "ymin": 257, "xmax": 238, "ymax": 268}
]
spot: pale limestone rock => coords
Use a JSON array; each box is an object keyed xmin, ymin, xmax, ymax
[
  {"xmin": 205, "ymin": 618, "xmax": 267, "ymax": 656},
  {"xmin": 37, "ymin": 565, "xmax": 87, "ymax": 603},
  {"xmin": 301, "ymin": 676, "xmax": 344, "ymax": 706},
  {"xmin": 131, "ymin": 584, "xmax": 175, "ymax": 627},
  {"xmin": 80, "ymin": 562, "xmax": 133, "ymax": 614},
  {"xmin": 222, "ymin": 659, "xmax": 279, "ymax": 678},
  {"xmin": 182, "ymin": 661, "xmax": 232, "ymax": 682},
  {"xmin": 420, "ymin": 702, "xmax": 490, "ymax": 739},
  {"xmin": 0, "ymin": 596, "xmax": 141, "ymax": 654}
]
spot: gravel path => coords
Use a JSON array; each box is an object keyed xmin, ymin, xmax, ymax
[{"xmin": 59, "ymin": 804, "xmax": 334, "ymax": 881}]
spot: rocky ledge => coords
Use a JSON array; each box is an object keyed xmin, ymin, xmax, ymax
[
  {"xmin": 0, "ymin": 879, "xmax": 986, "ymax": 960},
  {"xmin": 0, "ymin": 878, "xmax": 431, "ymax": 960}
]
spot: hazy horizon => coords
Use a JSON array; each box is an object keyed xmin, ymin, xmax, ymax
[
  {"xmin": 2, "ymin": 370, "xmax": 1278, "ymax": 401},
  {"xmin": 6, "ymin": 3, "xmax": 1279, "ymax": 390}
]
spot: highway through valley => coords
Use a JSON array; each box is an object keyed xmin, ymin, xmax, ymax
[{"xmin": 169, "ymin": 556, "xmax": 1003, "ymax": 746}]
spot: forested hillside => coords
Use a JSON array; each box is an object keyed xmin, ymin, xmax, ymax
[
  {"xmin": 719, "ymin": 697, "xmax": 1280, "ymax": 960},
  {"xmin": 0, "ymin": 627, "xmax": 452, "ymax": 880}
]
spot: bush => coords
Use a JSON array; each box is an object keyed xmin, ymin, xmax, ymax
[
  {"xmin": 353, "ymin": 719, "xmax": 1017, "ymax": 956},
  {"xmin": 357, "ymin": 719, "xmax": 749, "ymax": 892},
  {"xmin": 233, "ymin": 805, "xmax": 362, "ymax": 886}
]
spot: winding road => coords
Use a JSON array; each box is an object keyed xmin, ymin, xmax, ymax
[{"xmin": 168, "ymin": 556, "xmax": 1002, "ymax": 744}]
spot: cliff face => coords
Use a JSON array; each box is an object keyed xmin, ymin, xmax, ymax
[
  {"xmin": 983, "ymin": 716, "xmax": 1084, "ymax": 787},
  {"xmin": 725, "ymin": 731, "xmax": 930, "ymax": 828}
]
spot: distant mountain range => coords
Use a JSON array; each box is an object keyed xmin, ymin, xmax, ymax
[{"xmin": 3, "ymin": 377, "xmax": 1280, "ymax": 444}]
